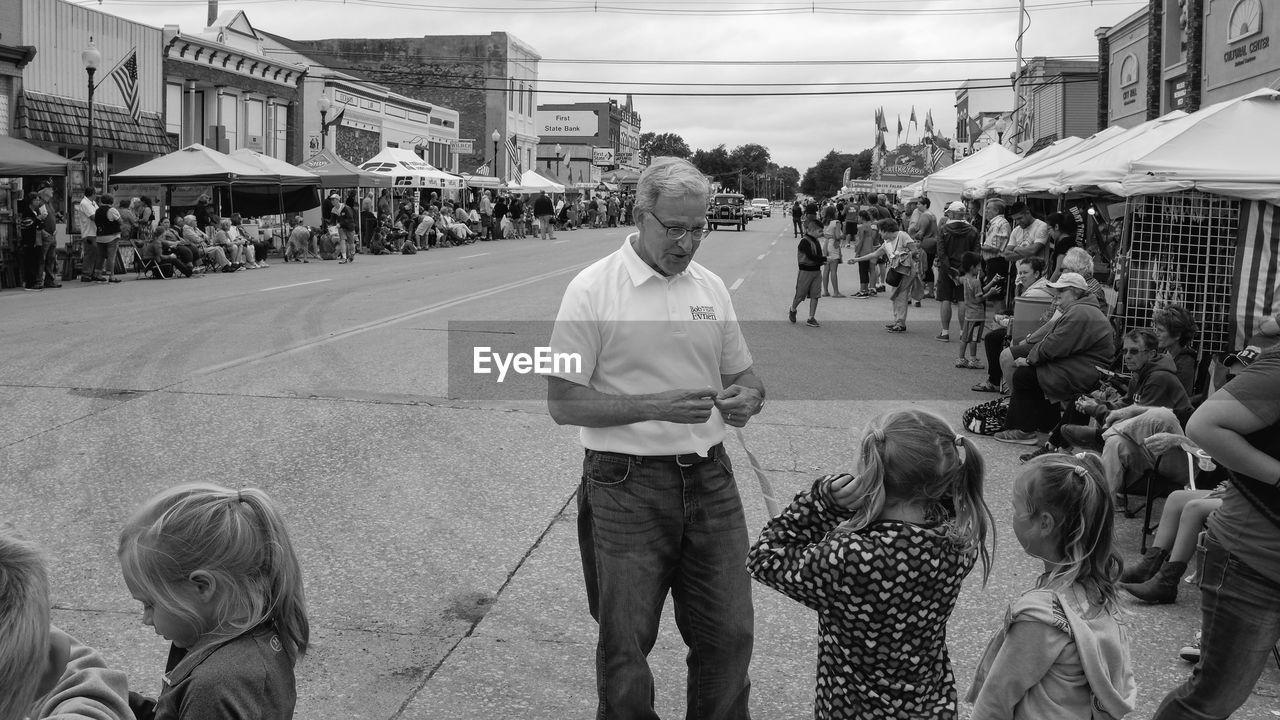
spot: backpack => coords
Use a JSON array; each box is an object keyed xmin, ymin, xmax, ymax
[{"xmin": 961, "ymin": 396, "xmax": 1010, "ymax": 436}]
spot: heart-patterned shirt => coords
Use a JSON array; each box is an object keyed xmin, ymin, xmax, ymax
[{"xmin": 748, "ymin": 475, "xmax": 978, "ymax": 719}]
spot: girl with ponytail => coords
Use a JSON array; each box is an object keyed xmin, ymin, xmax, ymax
[
  {"xmin": 748, "ymin": 409, "xmax": 993, "ymax": 719},
  {"xmin": 968, "ymin": 452, "xmax": 1135, "ymax": 719},
  {"xmin": 119, "ymin": 482, "xmax": 309, "ymax": 719}
]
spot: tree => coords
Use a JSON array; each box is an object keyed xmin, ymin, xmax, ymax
[
  {"xmin": 775, "ymin": 166, "xmax": 800, "ymax": 199},
  {"xmin": 800, "ymin": 150, "xmax": 860, "ymax": 198},
  {"xmin": 691, "ymin": 145, "xmax": 734, "ymax": 188},
  {"xmin": 639, "ymin": 132, "xmax": 692, "ymax": 163}
]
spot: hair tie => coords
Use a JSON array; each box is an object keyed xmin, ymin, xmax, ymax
[
  {"xmin": 237, "ymin": 490, "xmax": 245, "ymax": 503},
  {"xmin": 954, "ymin": 435, "xmax": 965, "ymax": 447},
  {"xmin": 872, "ymin": 428, "xmax": 886, "ymax": 444},
  {"xmin": 1074, "ymin": 452, "xmax": 1090, "ymax": 461}
]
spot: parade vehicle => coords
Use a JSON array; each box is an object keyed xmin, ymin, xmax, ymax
[
  {"xmin": 751, "ymin": 198, "xmax": 771, "ymax": 217},
  {"xmin": 708, "ymin": 192, "xmax": 747, "ymax": 231}
]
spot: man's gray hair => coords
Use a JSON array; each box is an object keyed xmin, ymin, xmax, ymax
[
  {"xmin": 1060, "ymin": 247, "xmax": 1095, "ymax": 277},
  {"xmin": 634, "ymin": 157, "xmax": 710, "ymax": 220}
]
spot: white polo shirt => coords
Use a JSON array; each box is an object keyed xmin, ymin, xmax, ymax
[{"xmin": 549, "ymin": 235, "xmax": 753, "ymax": 456}]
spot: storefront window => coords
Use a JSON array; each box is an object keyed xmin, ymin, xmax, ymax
[
  {"xmin": 273, "ymin": 104, "xmax": 289, "ymax": 160},
  {"xmin": 245, "ymin": 98, "xmax": 264, "ymax": 152},
  {"xmin": 165, "ymin": 83, "xmax": 182, "ymax": 137},
  {"xmin": 1229, "ymin": 0, "xmax": 1263, "ymax": 43},
  {"xmin": 219, "ymin": 93, "xmax": 239, "ymax": 150}
]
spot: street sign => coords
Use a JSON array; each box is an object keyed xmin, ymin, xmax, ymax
[
  {"xmin": 456, "ymin": 139, "xmax": 474, "ymax": 154},
  {"xmin": 592, "ymin": 147, "xmax": 615, "ymax": 166}
]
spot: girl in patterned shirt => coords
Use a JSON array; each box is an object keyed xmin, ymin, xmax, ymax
[
  {"xmin": 968, "ymin": 453, "xmax": 1135, "ymax": 719},
  {"xmin": 747, "ymin": 408, "xmax": 994, "ymax": 719}
]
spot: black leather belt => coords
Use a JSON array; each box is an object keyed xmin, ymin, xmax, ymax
[{"xmin": 588, "ymin": 443, "xmax": 724, "ymax": 467}]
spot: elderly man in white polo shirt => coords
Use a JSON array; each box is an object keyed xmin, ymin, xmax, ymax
[{"xmin": 547, "ymin": 157, "xmax": 764, "ymax": 720}]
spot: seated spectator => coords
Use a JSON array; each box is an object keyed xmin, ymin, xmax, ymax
[
  {"xmin": 140, "ymin": 217, "xmax": 196, "ymax": 278},
  {"xmin": 213, "ymin": 217, "xmax": 258, "ymax": 269},
  {"xmin": 1152, "ymin": 304, "xmax": 1199, "ymax": 396},
  {"xmin": 1, "ymin": 529, "xmax": 133, "ymax": 720},
  {"xmin": 972, "ymin": 257, "xmax": 1052, "ymax": 393},
  {"xmin": 1121, "ymin": 479, "xmax": 1226, "ymax": 604},
  {"xmin": 181, "ymin": 215, "xmax": 235, "ymax": 271},
  {"xmin": 994, "ymin": 272, "xmax": 1114, "ymax": 446},
  {"xmin": 232, "ymin": 214, "xmax": 270, "ymax": 268}
]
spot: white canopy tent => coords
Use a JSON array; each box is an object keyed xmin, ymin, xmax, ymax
[
  {"xmin": 519, "ymin": 169, "xmax": 566, "ymax": 194},
  {"xmin": 899, "ymin": 144, "xmax": 1021, "ymax": 219},
  {"xmin": 359, "ymin": 148, "xmax": 462, "ymax": 190},
  {"xmin": 962, "ymin": 136, "xmax": 1085, "ymax": 199}
]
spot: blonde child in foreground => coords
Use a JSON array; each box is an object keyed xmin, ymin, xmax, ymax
[
  {"xmin": 119, "ymin": 484, "xmax": 308, "ymax": 720},
  {"xmin": 968, "ymin": 453, "xmax": 1136, "ymax": 719},
  {"xmin": 747, "ymin": 409, "xmax": 994, "ymax": 719},
  {"xmin": 0, "ymin": 530, "xmax": 133, "ymax": 720}
]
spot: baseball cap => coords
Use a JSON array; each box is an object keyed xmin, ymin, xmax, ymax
[
  {"xmin": 946, "ymin": 201, "xmax": 967, "ymax": 214},
  {"xmin": 1046, "ymin": 272, "xmax": 1088, "ymax": 291}
]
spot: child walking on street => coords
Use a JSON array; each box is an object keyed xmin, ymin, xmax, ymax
[
  {"xmin": 748, "ymin": 409, "xmax": 994, "ymax": 719},
  {"xmin": 957, "ymin": 251, "xmax": 1002, "ymax": 369},
  {"xmin": 789, "ymin": 217, "xmax": 827, "ymax": 327},
  {"xmin": 821, "ymin": 209, "xmax": 844, "ymax": 297},
  {"xmin": 119, "ymin": 483, "xmax": 309, "ymax": 720},
  {"xmin": 968, "ymin": 453, "xmax": 1135, "ymax": 720}
]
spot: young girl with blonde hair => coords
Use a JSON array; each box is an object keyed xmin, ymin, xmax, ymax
[
  {"xmin": 968, "ymin": 453, "xmax": 1135, "ymax": 719},
  {"xmin": 748, "ymin": 408, "xmax": 994, "ymax": 718},
  {"xmin": 119, "ymin": 483, "xmax": 309, "ymax": 719}
]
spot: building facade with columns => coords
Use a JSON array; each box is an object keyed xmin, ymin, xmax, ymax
[
  {"xmin": 1097, "ymin": 0, "xmax": 1280, "ymax": 129},
  {"xmin": 14, "ymin": 0, "xmax": 170, "ymax": 186},
  {"xmin": 533, "ymin": 97, "xmax": 641, "ymax": 189},
  {"xmin": 162, "ymin": 11, "xmax": 304, "ymax": 162},
  {"xmin": 278, "ymin": 32, "xmax": 540, "ymax": 183}
]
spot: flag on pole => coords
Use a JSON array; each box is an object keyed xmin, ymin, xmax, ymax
[
  {"xmin": 325, "ymin": 103, "xmax": 347, "ymax": 133},
  {"xmin": 506, "ymin": 137, "xmax": 522, "ymax": 183},
  {"xmin": 108, "ymin": 48, "xmax": 141, "ymax": 122},
  {"xmin": 896, "ymin": 115, "xmax": 903, "ymax": 142},
  {"xmin": 909, "ymin": 106, "xmax": 917, "ymax": 127},
  {"xmin": 924, "ymin": 110, "xmax": 935, "ymax": 136}
]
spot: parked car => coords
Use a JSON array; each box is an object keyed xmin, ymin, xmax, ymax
[
  {"xmin": 707, "ymin": 193, "xmax": 747, "ymax": 231},
  {"xmin": 751, "ymin": 198, "xmax": 771, "ymax": 217}
]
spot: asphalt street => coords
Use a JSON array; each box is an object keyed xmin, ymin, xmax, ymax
[{"xmin": 1, "ymin": 214, "xmax": 1276, "ymax": 718}]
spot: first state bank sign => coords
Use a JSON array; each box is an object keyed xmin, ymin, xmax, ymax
[{"xmin": 536, "ymin": 110, "xmax": 602, "ymax": 139}]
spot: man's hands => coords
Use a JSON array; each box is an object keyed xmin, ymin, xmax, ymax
[
  {"xmin": 715, "ymin": 384, "xmax": 764, "ymax": 428},
  {"xmin": 653, "ymin": 389, "xmax": 718, "ymax": 424},
  {"xmin": 1075, "ymin": 397, "xmax": 1102, "ymax": 416},
  {"xmin": 1144, "ymin": 432, "xmax": 1185, "ymax": 456}
]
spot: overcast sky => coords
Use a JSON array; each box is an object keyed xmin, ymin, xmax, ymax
[{"xmin": 85, "ymin": 0, "xmax": 1147, "ymax": 171}]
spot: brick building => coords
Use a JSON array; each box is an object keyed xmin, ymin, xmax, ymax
[
  {"xmin": 1097, "ymin": 0, "xmax": 1280, "ymax": 129},
  {"xmin": 534, "ymin": 96, "xmax": 641, "ymax": 189},
  {"xmin": 281, "ymin": 32, "xmax": 540, "ymax": 183}
]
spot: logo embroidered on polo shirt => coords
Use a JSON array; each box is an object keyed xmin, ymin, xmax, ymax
[{"xmin": 690, "ymin": 305, "xmax": 717, "ymax": 320}]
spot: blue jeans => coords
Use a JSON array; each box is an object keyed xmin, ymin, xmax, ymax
[
  {"xmin": 578, "ymin": 447, "xmax": 754, "ymax": 720},
  {"xmin": 1153, "ymin": 531, "xmax": 1280, "ymax": 720}
]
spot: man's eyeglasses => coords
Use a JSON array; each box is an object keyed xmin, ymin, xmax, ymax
[{"xmin": 648, "ymin": 215, "xmax": 712, "ymax": 242}]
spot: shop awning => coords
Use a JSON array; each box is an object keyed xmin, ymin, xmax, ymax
[
  {"xmin": 112, "ymin": 143, "xmax": 275, "ymax": 184},
  {"xmin": 0, "ymin": 134, "xmax": 74, "ymax": 175},
  {"xmin": 17, "ymin": 91, "xmax": 173, "ymax": 157}
]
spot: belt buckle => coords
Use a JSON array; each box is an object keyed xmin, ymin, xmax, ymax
[{"xmin": 676, "ymin": 452, "xmax": 696, "ymax": 467}]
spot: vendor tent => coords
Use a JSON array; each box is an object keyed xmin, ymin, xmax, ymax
[
  {"xmin": 461, "ymin": 174, "xmax": 502, "ymax": 190},
  {"xmin": 599, "ymin": 168, "xmax": 640, "ymax": 185},
  {"xmin": 520, "ymin": 169, "xmax": 565, "ymax": 194},
  {"xmin": 900, "ymin": 144, "xmax": 1021, "ymax": 218},
  {"xmin": 0, "ymin": 135, "xmax": 74, "ymax": 176},
  {"xmin": 359, "ymin": 148, "xmax": 462, "ymax": 190},
  {"xmin": 1108, "ymin": 89, "xmax": 1280, "ymax": 202},
  {"xmin": 230, "ymin": 149, "xmax": 320, "ymax": 186},
  {"xmin": 111, "ymin": 143, "xmax": 273, "ymax": 184},
  {"xmin": 963, "ymin": 136, "xmax": 1085, "ymax": 199},
  {"xmin": 227, "ymin": 149, "xmax": 322, "ymax": 214},
  {"xmin": 297, "ymin": 148, "xmax": 391, "ymax": 189}
]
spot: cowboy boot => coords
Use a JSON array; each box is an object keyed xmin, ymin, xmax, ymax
[
  {"xmin": 1121, "ymin": 560, "xmax": 1187, "ymax": 604},
  {"xmin": 1121, "ymin": 545, "xmax": 1169, "ymax": 583}
]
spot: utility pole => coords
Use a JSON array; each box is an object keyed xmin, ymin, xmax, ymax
[{"xmin": 1012, "ymin": 0, "xmax": 1026, "ymax": 150}]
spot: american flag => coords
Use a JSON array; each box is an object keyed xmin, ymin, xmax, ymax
[
  {"xmin": 110, "ymin": 49, "xmax": 140, "ymax": 122},
  {"xmin": 506, "ymin": 137, "xmax": 522, "ymax": 184},
  {"xmin": 1233, "ymin": 199, "xmax": 1280, "ymax": 348}
]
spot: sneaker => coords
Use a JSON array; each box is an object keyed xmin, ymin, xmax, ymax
[
  {"xmin": 936, "ymin": 332, "xmax": 950, "ymax": 342},
  {"xmin": 22, "ymin": 286, "xmax": 41, "ymax": 292},
  {"xmin": 852, "ymin": 290, "xmax": 871, "ymax": 298},
  {"xmin": 954, "ymin": 358, "xmax": 970, "ymax": 368},
  {"xmin": 258, "ymin": 261, "xmax": 269, "ymax": 267},
  {"xmin": 967, "ymin": 359, "xmax": 985, "ymax": 370},
  {"xmin": 831, "ymin": 293, "xmax": 845, "ymax": 298},
  {"xmin": 1179, "ymin": 632, "xmax": 1201, "ymax": 663},
  {"xmin": 913, "ymin": 300, "xmax": 922, "ymax": 307},
  {"xmin": 821, "ymin": 292, "xmax": 830, "ymax": 297},
  {"xmin": 886, "ymin": 323, "xmax": 906, "ymax": 333},
  {"xmin": 1020, "ymin": 443, "xmax": 1059, "ymax": 463},
  {"xmin": 876, "ymin": 285, "xmax": 886, "ymax": 292},
  {"xmin": 107, "ymin": 277, "xmax": 121, "ymax": 283},
  {"xmin": 971, "ymin": 381, "xmax": 1001, "ymax": 392},
  {"xmin": 806, "ymin": 318, "xmax": 820, "ymax": 327},
  {"xmin": 994, "ymin": 429, "xmax": 1040, "ymax": 445}
]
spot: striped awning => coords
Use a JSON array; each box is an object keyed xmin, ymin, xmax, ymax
[{"xmin": 16, "ymin": 91, "xmax": 173, "ymax": 156}]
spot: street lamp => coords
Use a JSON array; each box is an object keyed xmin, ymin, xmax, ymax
[
  {"xmin": 993, "ymin": 116, "xmax": 1010, "ymax": 147},
  {"xmin": 317, "ymin": 93, "xmax": 333, "ymax": 150},
  {"xmin": 491, "ymin": 129, "xmax": 501, "ymax": 178},
  {"xmin": 82, "ymin": 39, "xmax": 102, "ymax": 192},
  {"xmin": 554, "ymin": 143, "xmax": 563, "ymax": 181}
]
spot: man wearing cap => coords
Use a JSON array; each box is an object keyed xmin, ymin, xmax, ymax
[
  {"xmin": 995, "ymin": 271, "xmax": 1113, "ymax": 445},
  {"xmin": 327, "ymin": 193, "xmax": 357, "ymax": 263},
  {"xmin": 547, "ymin": 156, "xmax": 762, "ymax": 720},
  {"xmin": 1002, "ymin": 201, "xmax": 1051, "ymax": 270},
  {"xmin": 933, "ymin": 201, "xmax": 979, "ymax": 342}
]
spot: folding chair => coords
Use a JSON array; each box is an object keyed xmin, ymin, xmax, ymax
[
  {"xmin": 1130, "ymin": 441, "xmax": 1219, "ymax": 553},
  {"xmin": 133, "ymin": 246, "xmax": 171, "ymax": 279}
]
